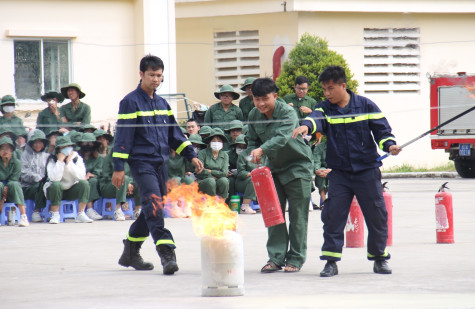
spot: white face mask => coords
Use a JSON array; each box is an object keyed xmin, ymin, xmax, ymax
[
  {"xmin": 3, "ymin": 106, "xmax": 15, "ymax": 113},
  {"xmin": 236, "ymin": 148, "xmax": 244, "ymax": 155},
  {"xmin": 210, "ymin": 142, "xmax": 223, "ymax": 151}
]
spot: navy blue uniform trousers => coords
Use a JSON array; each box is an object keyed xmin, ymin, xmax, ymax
[
  {"xmin": 127, "ymin": 159, "xmax": 175, "ymax": 248},
  {"xmin": 321, "ymin": 167, "xmax": 389, "ymax": 261}
]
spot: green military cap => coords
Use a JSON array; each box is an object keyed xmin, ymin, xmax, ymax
[
  {"xmin": 27, "ymin": 130, "xmax": 49, "ymax": 149},
  {"xmin": 214, "ymin": 84, "xmax": 240, "ymax": 100},
  {"xmin": 61, "ymin": 83, "xmax": 86, "ymax": 99},
  {"xmin": 94, "ymin": 129, "xmax": 114, "ymax": 143},
  {"xmin": 46, "ymin": 130, "xmax": 62, "ymax": 138},
  {"xmin": 55, "ymin": 135, "xmax": 75, "ymax": 149},
  {"xmin": 78, "ymin": 132, "xmax": 98, "ymax": 143},
  {"xmin": 41, "ymin": 91, "xmax": 64, "ymax": 103},
  {"xmin": 0, "ymin": 126, "xmax": 17, "ymax": 139},
  {"xmin": 0, "ymin": 136, "xmax": 15, "ymax": 150},
  {"xmin": 231, "ymin": 134, "xmax": 247, "ymax": 146},
  {"xmin": 224, "ymin": 120, "xmax": 243, "ymax": 133},
  {"xmin": 199, "ymin": 126, "xmax": 212, "ymax": 136},
  {"xmin": 240, "ymin": 77, "xmax": 257, "ymax": 91},
  {"xmin": 188, "ymin": 134, "xmax": 205, "ymax": 145},
  {"xmin": 204, "ymin": 128, "xmax": 229, "ymax": 144},
  {"xmin": 80, "ymin": 124, "xmax": 97, "ymax": 132},
  {"xmin": 68, "ymin": 130, "xmax": 83, "ymax": 144},
  {"xmin": 1, "ymin": 95, "xmax": 16, "ymax": 105}
]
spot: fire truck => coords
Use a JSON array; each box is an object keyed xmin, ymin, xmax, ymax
[{"xmin": 430, "ymin": 73, "xmax": 475, "ymax": 178}]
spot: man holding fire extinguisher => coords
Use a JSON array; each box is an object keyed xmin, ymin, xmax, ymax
[
  {"xmin": 247, "ymin": 78, "xmax": 313, "ymax": 273},
  {"xmin": 292, "ymin": 65, "xmax": 402, "ymax": 276}
]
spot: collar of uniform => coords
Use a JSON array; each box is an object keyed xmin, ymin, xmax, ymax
[
  {"xmin": 136, "ymin": 84, "xmax": 158, "ymax": 101},
  {"xmin": 206, "ymin": 147, "xmax": 226, "ymax": 159},
  {"xmin": 326, "ymin": 89, "xmax": 354, "ymax": 114}
]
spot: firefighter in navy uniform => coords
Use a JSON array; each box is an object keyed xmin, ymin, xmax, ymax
[
  {"xmin": 293, "ymin": 65, "xmax": 402, "ymax": 277},
  {"xmin": 112, "ymin": 55, "xmax": 203, "ymax": 275}
]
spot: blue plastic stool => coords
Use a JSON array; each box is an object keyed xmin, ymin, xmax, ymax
[
  {"xmin": 100, "ymin": 198, "xmax": 135, "ymax": 220},
  {"xmin": 122, "ymin": 198, "xmax": 135, "ymax": 219},
  {"xmin": 25, "ymin": 200, "xmax": 35, "ymax": 221},
  {"xmin": 0, "ymin": 203, "xmax": 21, "ymax": 225},
  {"xmin": 250, "ymin": 200, "xmax": 260, "ymax": 211},
  {"xmin": 43, "ymin": 200, "xmax": 78, "ymax": 222}
]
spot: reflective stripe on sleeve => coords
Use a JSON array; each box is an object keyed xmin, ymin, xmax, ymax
[
  {"xmin": 327, "ymin": 112, "xmax": 384, "ymax": 124},
  {"xmin": 379, "ymin": 137, "xmax": 397, "ymax": 150},
  {"xmin": 112, "ymin": 152, "xmax": 129, "ymax": 159},
  {"xmin": 176, "ymin": 141, "xmax": 192, "ymax": 155},
  {"xmin": 118, "ymin": 109, "xmax": 173, "ymax": 119},
  {"xmin": 303, "ymin": 117, "xmax": 317, "ymax": 134}
]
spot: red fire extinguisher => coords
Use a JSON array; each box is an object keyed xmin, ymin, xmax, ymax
[
  {"xmin": 382, "ymin": 182, "xmax": 393, "ymax": 246},
  {"xmin": 251, "ymin": 166, "xmax": 285, "ymax": 227},
  {"xmin": 435, "ymin": 182, "xmax": 454, "ymax": 244},
  {"xmin": 346, "ymin": 197, "xmax": 364, "ymax": 248}
]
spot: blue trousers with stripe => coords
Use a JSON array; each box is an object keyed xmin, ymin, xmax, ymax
[
  {"xmin": 127, "ymin": 160, "xmax": 175, "ymax": 248},
  {"xmin": 320, "ymin": 168, "xmax": 389, "ymax": 261}
]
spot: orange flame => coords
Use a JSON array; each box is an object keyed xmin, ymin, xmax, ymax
[
  {"xmin": 162, "ymin": 182, "xmax": 237, "ymax": 238},
  {"xmin": 466, "ymin": 82, "xmax": 475, "ymax": 100}
]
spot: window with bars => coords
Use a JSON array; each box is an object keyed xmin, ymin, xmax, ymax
[
  {"xmin": 363, "ymin": 28, "xmax": 420, "ymax": 94},
  {"xmin": 14, "ymin": 39, "xmax": 70, "ymax": 100},
  {"xmin": 214, "ymin": 30, "xmax": 260, "ymax": 92}
]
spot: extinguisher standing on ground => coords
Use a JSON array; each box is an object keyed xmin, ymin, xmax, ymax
[
  {"xmin": 435, "ymin": 182, "xmax": 454, "ymax": 244},
  {"xmin": 346, "ymin": 197, "xmax": 364, "ymax": 248},
  {"xmin": 382, "ymin": 182, "xmax": 393, "ymax": 246}
]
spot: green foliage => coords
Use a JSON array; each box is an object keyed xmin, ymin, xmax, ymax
[
  {"xmin": 276, "ymin": 33, "xmax": 359, "ymax": 102},
  {"xmin": 381, "ymin": 162, "xmax": 456, "ymax": 173}
]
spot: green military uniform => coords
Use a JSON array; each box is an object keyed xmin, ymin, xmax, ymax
[
  {"xmin": 84, "ymin": 156, "xmax": 103, "ymax": 203},
  {"xmin": 60, "ymin": 101, "xmax": 91, "ymax": 128},
  {"xmin": 36, "ymin": 108, "xmax": 64, "ymax": 136},
  {"xmin": 247, "ymin": 99, "xmax": 313, "ymax": 269},
  {"xmin": 197, "ymin": 147, "xmax": 229, "ymax": 199},
  {"xmin": 239, "ymin": 96, "xmax": 254, "ymax": 122},
  {"xmin": 0, "ymin": 137, "xmax": 25, "ymax": 207},
  {"xmin": 0, "ymin": 116, "xmax": 28, "ymax": 137},
  {"xmin": 235, "ymin": 147, "xmax": 257, "ymax": 201},
  {"xmin": 283, "ymin": 94, "xmax": 317, "ymax": 121},
  {"xmin": 167, "ymin": 152, "xmax": 194, "ymax": 185},
  {"xmin": 203, "ymin": 103, "xmax": 244, "ymax": 131},
  {"xmin": 99, "ymin": 150, "xmax": 140, "ymax": 206},
  {"xmin": 312, "ymin": 141, "xmax": 329, "ymax": 193}
]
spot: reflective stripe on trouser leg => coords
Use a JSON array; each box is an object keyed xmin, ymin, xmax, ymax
[
  {"xmin": 128, "ymin": 160, "xmax": 175, "ymax": 248},
  {"xmin": 320, "ymin": 170, "xmax": 354, "ymax": 261}
]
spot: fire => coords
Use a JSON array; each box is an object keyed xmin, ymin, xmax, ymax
[
  {"xmin": 161, "ymin": 181, "xmax": 237, "ymax": 238},
  {"xmin": 466, "ymin": 82, "xmax": 475, "ymax": 100}
]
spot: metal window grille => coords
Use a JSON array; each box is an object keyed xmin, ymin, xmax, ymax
[
  {"xmin": 363, "ymin": 28, "xmax": 420, "ymax": 94},
  {"xmin": 214, "ymin": 30, "xmax": 260, "ymax": 92}
]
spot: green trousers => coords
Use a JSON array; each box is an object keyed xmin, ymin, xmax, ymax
[
  {"xmin": 47, "ymin": 180, "xmax": 89, "ymax": 206},
  {"xmin": 235, "ymin": 177, "xmax": 256, "ymax": 200},
  {"xmin": 87, "ymin": 177, "xmax": 101, "ymax": 203},
  {"xmin": 198, "ymin": 177, "xmax": 229, "ymax": 199},
  {"xmin": 0, "ymin": 181, "xmax": 25, "ymax": 206},
  {"xmin": 100, "ymin": 175, "xmax": 141, "ymax": 205},
  {"xmin": 23, "ymin": 183, "xmax": 46, "ymax": 210},
  {"xmin": 170, "ymin": 175, "xmax": 195, "ymax": 186},
  {"xmin": 267, "ymin": 177, "xmax": 311, "ymax": 269}
]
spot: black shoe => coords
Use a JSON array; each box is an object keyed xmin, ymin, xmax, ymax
[
  {"xmin": 373, "ymin": 260, "xmax": 392, "ymax": 274},
  {"xmin": 320, "ymin": 261, "xmax": 338, "ymax": 277},
  {"xmin": 118, "ymin": 239, "xmax": 154, "ymax": 270},
  {"xmin": 157, "ymin": 244, "xmax": 179, "ymax": 275},
  {"xmin": 312, "ymin": 203, "xmax": 319, "ymax": 210}
]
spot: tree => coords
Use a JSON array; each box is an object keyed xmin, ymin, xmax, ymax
[{"xmin": 276, "ymin": 33, "xmax": 358, "ymax": 101}]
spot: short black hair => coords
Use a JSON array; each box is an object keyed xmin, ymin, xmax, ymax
[
  {"xmin": 295, "ymin": 76, "xmax": 309, "ymax": 86},
  {"xmin": 318, "ymin": 65, "xmax": 347, "ymax": 85},
  {"xmin": 140, "ymin": 54, "xmax": 164, "ymax": 73},
  {"xmin": 251, "ymin": 78, "xmax": 278, "ymax": 97},
  {"xmin": 186, "ymin": 119, "xmax": 199, "ymax": 125}
]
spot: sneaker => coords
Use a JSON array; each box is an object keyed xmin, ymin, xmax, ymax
[
  {"xmin": 114, "ymin": 208, "xmax": 126, "ymax": 221},
  {"xmin": 240, "ymin": 204, "xmax": 256, "ymax": 214},
  {"xmin": 49, "ymin": 211, "xmax": 60, "ymax": 224},
  {"xmin": 122, "ymin": 202, "xmax": 130, "ymax": 211},
  {"xmin": 86, "ymin": 208, "xmax": 103, "ymax": 220},
  {"xmin": 75, "ymin": 211, "xmax": 93, "ymax": 223},
  {"xmin": 133, "ymin": 208, "xmax": 141, "ymax": 220},
  {"xmin": 31, "ymin": 211, "xmax": 43, "ymax": 222},
  {"xmin": 19, "ymin": 214, "xmax": 29, "ymax": 227}
]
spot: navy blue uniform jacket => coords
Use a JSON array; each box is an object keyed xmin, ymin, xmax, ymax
[
  {"xmin": 113, "ymin": 85, "xmax": 195, "ymax": 171},
  {"xmin": 302, "ymin": 90, "xmax": 396, "ymax": 173}
]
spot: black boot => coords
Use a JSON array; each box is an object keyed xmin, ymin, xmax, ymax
[
  {"xmin": 118, "ymin": 239, "xmax": 154, "ymax": 270},
  {"xmin": 320, "ymin": 261, "xmax": 338, "ymax": 277},
  {"xmin": 156, "ymin": 244, "xmax": 179, "ymax": 275},
  {"xmin": 373, "ymin": 260, "xmax": 392, "ymax": 274}
]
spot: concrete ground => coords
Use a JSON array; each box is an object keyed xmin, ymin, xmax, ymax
[{"xmin": 1, "ymin": 177, "xmax": 475, "ymax": 308}]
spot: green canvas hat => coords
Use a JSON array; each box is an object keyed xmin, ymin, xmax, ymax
[
  {"xmin": 1, "ymin": 95, "xmax": 16, "ymax": 106},
  {"xmin": 68, "ymin": 131, "xmax": 83, "ymax": 144},
  {"xmin": 240, "ymin": 77, "xmax": 257, "ymax": 91},
  {"xmin": 94, "ymin": 129, "xmax": 114, "ymax": 142},
  {"xmin": 41, "ymin": 91, "xmax": 64, "ymax": 103},
  {"xmin": 78, "ymin": 132, "xmax": 97, "ymax": 143},
  {"xmin": 224, "ymin": 120, "xmax": 243, "ymax": 132},
  {"xmin": 55, "ymin": 135, "xmax": 75, "ymax": 149},
  {"xmin": 188, "ymin": 134, "xmax": 205, "ymax": 145},
  {"xmin": 61, "ymin": 83, "xmax": 86, "ymax": 99},
  {"xmin": 199, "ymin": 126, "xmax": 212, "ymax": 136},
  {"xmin": 79, "ymin": 124, "xmax": 97, "ymax": 132},
  {"xmin": 46, "ymin": 130, "xmax": 62, "ymax": 138},
  {"xmin": 214, "ymin": 84, "xmax": 240, "ymax": 100},
  {"xmin": 204, "ymin": 128, "xmax": 228, "ymax": 144},
  {"xmin": 0, "ymin": 126, "xmax": 17, "ymax": 139},
  {"xmin": 27, "ymin": 130, "xmax": 49, "ymax": 149},
  {"xmin": 231, "ymin": 134, "xmax": 247, "ymax": 146},
  {"xmin": 0, "ymin": 136, "xmax": 15, "ymax": 150}
]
